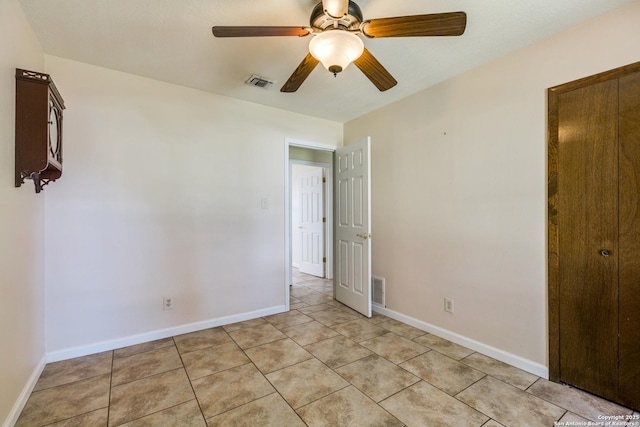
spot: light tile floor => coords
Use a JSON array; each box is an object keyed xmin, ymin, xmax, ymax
[{"xmin": 16, "ymin": 270, "xmax": 639, "ymax": 426}]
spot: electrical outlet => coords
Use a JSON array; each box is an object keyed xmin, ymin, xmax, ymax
[
  {"xmin": 163, "ymin": 297, "xmax": 173, "ymax": 310},
  {"xmin": 444, "ymin": 297, "xmax": 454, "ymax": 314}
]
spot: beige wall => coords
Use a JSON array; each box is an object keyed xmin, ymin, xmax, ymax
[
  {"xmin": 42, "ymin": 56, "xmax": 342, "ymax": 357},
  {"xmin": 345, "ymin": 1, "xmax": 640, "ymax": 369},
  {"xmin": 289, "ymin": 146, "xmax": 333, "ymax": 164},
  {"xmin": 0, "ymin": 0, "xmax": 46, "ymax": 424}
]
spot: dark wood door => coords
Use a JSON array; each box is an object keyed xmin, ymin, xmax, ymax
[
  {"xmin": 618, "ymin": 71, "xmax": 640, "ymax": 409},
  {"xmin": 556, "ymin": 79, "xmax": 619, "ymax": 402},
  {"xmin": 549, "ymin": 61, "xmax": 640, "ymax": 411}
]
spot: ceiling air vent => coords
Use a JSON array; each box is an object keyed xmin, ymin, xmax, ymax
[{"xmin": 246, "ymin": 74, "xmax": 275, "ymax": 89}]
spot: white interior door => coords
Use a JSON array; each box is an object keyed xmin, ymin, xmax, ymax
[
  {"xmin": 335, "ymin": 137, "xmax": 371, "ymax": 317},
  {"xmin": 299, "ymin": 167, "xmax": 325, "ymax": 277}
]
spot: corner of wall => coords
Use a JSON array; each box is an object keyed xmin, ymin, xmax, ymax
[{"xmin": 0, "ymin": 0, "xmax": 47, "ymax": 425}]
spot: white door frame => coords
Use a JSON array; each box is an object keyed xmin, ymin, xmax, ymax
[{"xmin": 285, "ymin": 138, "xmax": 337, "ymax": 309}]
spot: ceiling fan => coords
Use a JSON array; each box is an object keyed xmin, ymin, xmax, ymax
[{"xmin": 212, "ymin": 0, "xmax": 467, "ymax": 93}]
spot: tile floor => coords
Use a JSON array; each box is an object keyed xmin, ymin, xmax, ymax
[{"xmin": 16, "ymin": 270, "xmax": 639, "ymax": 426}]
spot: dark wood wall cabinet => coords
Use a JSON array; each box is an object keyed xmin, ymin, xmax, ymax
[
  {"xmin": 548, "ymin": 61, "xmax": 640, "ymax": 411},
  {"xmin": 15, "ymin": 68, "xmax": 65, "ymax": 193}
]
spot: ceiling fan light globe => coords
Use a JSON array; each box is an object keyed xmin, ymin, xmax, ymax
[{"xmin": 309, "ymin": 30, "xmax": 364, "ymax": 74}]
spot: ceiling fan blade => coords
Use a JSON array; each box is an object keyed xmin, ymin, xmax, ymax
[
  {"xmin": 281, "ymin": 53, "xmax": 320, "ymax": 93},
  {"xmin": 362, "ymin": 12, "xmax": 467, "ymax": 38},
  {"xmin": 353, "ymin": 48, "xmax": 397, "ymax": 92},
  {"xmin": 322, "ymin": 0, "xmax": 349, "ymax": 18},
  {"xmin": 212, "ymin": 26, "xmax": 310, "ymax": 38}
]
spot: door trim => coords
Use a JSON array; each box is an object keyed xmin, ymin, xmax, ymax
[
  {"xmin": 547, "ymin": 60, "xmax": 640, "ymax": 382},
  {"xmin": 284, "ymin": 138, "xmax": 337, "ymax": 310}
]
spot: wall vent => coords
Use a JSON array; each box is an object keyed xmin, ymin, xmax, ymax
[
  {"xmin": 372, "ymin": 275, "xmax": 385, "ymax": 307},
  {"xmin": 245, "ymin": 74, "xmax": 275, "ymax": 89}
]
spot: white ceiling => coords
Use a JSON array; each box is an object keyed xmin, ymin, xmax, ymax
[{"xmin": 18, "ymin": 0, "xmax": 635, "ymax": 122}]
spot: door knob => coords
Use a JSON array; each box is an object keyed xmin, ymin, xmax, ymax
[
  {"xmin": 600, "ymin": 249, "xmax": 612, "ymax": 257},
  {"xmin": 356, "ymin": 232, "xmax": 371, "ymax": 239}
]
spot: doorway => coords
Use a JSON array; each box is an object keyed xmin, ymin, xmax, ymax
[
  {"xmin": 548, "ymin": 61, "xmax": 640, "ymax": 410},
  {"xmin": 284, "ymin": 137, "xmax": 373, "ymax": 317},
  {"xmin": 285, "ymin": 139, "xmax": 336, "ymax": 309}
]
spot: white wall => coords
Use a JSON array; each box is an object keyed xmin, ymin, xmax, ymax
[
  {"xmin": 43, "ymin": 56, "xmax": 342, "ymax": 356},
  {"xmin": 0, "ymin": 0, "xmax": 46, "ymax": 424},
  {"xmin": 345, "ymin": 0, "xmax": 640, "ymax": 369}
]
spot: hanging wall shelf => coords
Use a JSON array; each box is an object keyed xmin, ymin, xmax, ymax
[{"xmin": 15, "ymin": 68, "xmax": 65, "ymax": 193}]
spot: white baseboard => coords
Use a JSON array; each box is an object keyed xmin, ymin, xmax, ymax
[
  {"xmin": 372, "ymin": 304, "xmax": 549, "ymax": 379},
  {"xmin": 3, "ymin": 354, "xmax": 46, "ymax": 427},
  {"xmin": 46, "ymin": 305, "xmax": 287, "ymax": 363},
  {"xmin": 7, "ymin": 304, "xmax": 546, "ymax": 426}
]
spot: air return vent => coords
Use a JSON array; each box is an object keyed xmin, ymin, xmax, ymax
[
  {"xmin": 372, "ymin": 275, "xmax": 385, "ymax": 307},
  {"xmin": 245, "ymin": 74, "xmax": 275, "ymax": 89}
]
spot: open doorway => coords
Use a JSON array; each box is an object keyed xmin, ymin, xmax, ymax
[{"xmin": 284, "ymin": 139, "xmax": 336, "ymax": 309}]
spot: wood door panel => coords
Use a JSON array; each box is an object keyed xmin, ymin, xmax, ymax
[
  {"xmin": 549, "ymin": 62, "xmax": 640, "ymax": 411},
  {"xmin": 618, "ymin": 72, "xmax": 640, "ymax": 409},
  {"xmin": 556, "ymin": 80, "xmax": 619, "ymax": 400}
]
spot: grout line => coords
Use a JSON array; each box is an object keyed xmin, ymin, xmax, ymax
[
  {"xmin": 106, "ymin": 350, "xmax": 114, "ymax": 426},
  {"xmin": 173, "ymin": 336, "xmax": 209, "ymax": 425}
]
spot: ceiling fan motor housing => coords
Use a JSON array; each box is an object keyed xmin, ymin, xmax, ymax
[{"xmin": 310, "ymin": 1, "xmax": 363, "ymax": 31}]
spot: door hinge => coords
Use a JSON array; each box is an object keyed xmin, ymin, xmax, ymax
[
  {"xmin": 323, "ymin": 217, "xmax": 326, "ymax": 223},
  {"xmin": 323, "ymin": 177, "xmax": 326, "ymax": 183},
  {"xmin": 323, "ymin": 257, "xmax": 326, "ymax": 263}
]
